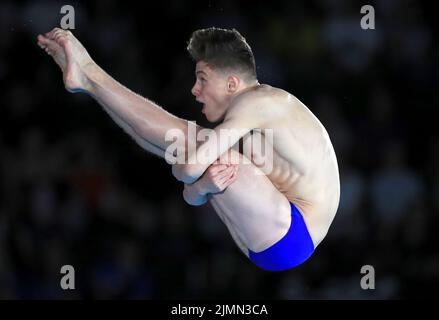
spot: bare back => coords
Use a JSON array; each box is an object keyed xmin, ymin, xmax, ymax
[{"xmin": 232, "ymin": 85, "xmax": 340, "ymax": 246}]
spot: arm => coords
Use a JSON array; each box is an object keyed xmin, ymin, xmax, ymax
[
  {"xmin": 182, "ymin": 163, "xmax": 238, "ymax": 206},
  {"xmin": 182, "ymin": 183, "xmax": 208, "ymax": 206},
  {"xmin": 173, "ymin": 96, "xmax": 264, "ymax": 184}
]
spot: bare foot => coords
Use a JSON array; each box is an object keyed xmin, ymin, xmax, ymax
[{"xmin": 37, "ymin": 28, "xmax": 95, "ymax": 93}]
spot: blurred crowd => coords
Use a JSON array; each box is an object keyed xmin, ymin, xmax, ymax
[{"xmin": 0, "ymin": 0, "xmax": 438, "ymax": 299}]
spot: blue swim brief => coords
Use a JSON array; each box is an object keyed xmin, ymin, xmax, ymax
[{"xmin": 248, "ymin": 202, "xmax": 315, "ymax": 271}]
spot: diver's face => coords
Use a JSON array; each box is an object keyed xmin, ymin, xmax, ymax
[{"xmin": 191, "ymin": 61, "xmax": 231, "ymax": 123}]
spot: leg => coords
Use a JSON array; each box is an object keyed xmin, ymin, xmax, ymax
[
  {"xmin": 37, "ymin": 28, "xmax": 198, "ymax": 158},
  {"xmin": 208, "ymin": 149, "xmax": 292, "ymax": 255},
  {"xmin": 103, "ymin": 105, "xmax": 170, "ymax": 159}
]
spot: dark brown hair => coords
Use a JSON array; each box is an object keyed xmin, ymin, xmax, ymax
[{"xmin": 187, "ymin": 27, "xmax": 257, "ymax": 81}]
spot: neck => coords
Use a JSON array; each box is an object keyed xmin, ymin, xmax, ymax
[
  {"xmin": 222, "ymin": 80, "xmax": 260, "ymax": 120},
  {"xmin": 234, "ymin": 79, "xmax": 260, "ymax": 97}
]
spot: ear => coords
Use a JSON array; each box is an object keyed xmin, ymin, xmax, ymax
[{"xmin": 226, "ymin": 75, "xmax": 240, "ymax": 93}]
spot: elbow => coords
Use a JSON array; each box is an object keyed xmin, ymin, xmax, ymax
[
  {"xmin": 175, "ymin": 164, "xmax": 200, "ymax": 184},
  {"xmin": 182, "ymin": 188, "xmax": 205, "ymax": 206},
  {"xmin": 181, "ymin": 172, "xmax": 198, "ymax": 184},
  {"xmin": 182, "ymin": 189, "xmax": 194, "ymax": 205},
  {"xmin": 183, "ymin": 195, "xmax": 199, "ymax": 206}
]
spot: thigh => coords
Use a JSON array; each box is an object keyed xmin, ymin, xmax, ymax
[{"xmin": 208, "ymin": 149, "xmax": 291, "ymax": 255}]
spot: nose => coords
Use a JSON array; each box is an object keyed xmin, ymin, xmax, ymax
[{"xmin": 191, "ymin": 81, "xmax": 200, "ymax": 97}]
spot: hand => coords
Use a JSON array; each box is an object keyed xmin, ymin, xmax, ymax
[
  {"xmin": 37, "ymin": 28, "xmax": 96, "ymax": 93},
  {"xmin": 197, "ymin": 162, "xmax": 238, "ymax": 195}
]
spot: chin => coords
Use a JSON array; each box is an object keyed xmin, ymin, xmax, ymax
[
  {"xmin": 205, "ymin": 115, "xmax": 216, "ymax": 123},
  {"xmin": 205, "ymin": 112, "xmax": 223, "ymax": 123}
]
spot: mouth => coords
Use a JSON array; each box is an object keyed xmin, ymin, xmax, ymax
[{"xmin": 196, "ymin": 99, "xmax": 206, "ymax": 114}]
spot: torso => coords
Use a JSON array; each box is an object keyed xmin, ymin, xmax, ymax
[{"xmin": 235, "ymin": 84, "xmax": 340, "ymax": 246}]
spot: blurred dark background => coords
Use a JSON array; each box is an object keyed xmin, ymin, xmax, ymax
[{"xmin": 0, "ymin": 0, "xmax": 438, "ymax": 299}]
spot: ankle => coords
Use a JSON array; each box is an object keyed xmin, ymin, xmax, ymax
[{"xmin": 82, "ymin": 61, "xmax": 101, "ymax": 94}]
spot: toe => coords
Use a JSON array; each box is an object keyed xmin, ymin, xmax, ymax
[
  {"xmin": 47, "ymin": 28, "xmax": 60, "ymax": 39},
  {"xmin": 37, "ymin": 34, "xmax": 50, "ymax": 46}
]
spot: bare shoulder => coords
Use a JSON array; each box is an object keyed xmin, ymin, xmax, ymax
[
  {"xmin": 234, "ymin": 84, "xmax": 292, "ymax": 104},
  {"xmin": 226, "ymin": 84, "xmax": 295, "ymax": 120}
]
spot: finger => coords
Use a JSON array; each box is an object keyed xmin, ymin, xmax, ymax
[
  {"xmin": 217, "ymin": 166, "xmax": 234, "ymax": 177},
  {"xmin": 209, "ymin": 164, "xmax": 228, "ymax": 174},
  {"xmin": 217, "ymin": 167, "xmax": 235, "ymax": 183},
  {"xmin": 227, "ymin": 166, "xmax": 236, "ymax": 175},
  {"xmin": 228, "ymin": 172, "xmax": 238, "ymax": 183},
  {"xmin": 219, "ymin": 173, "xmax": 237, "ymax": 190},
  {"xmin": 216, "ymin": 171, "xmax": 233, "ymax": 184},
  {"xmin": 224, "ymin": 163, "xmax": 237, "ymax": 169},
  {"xmin": 226, "ymin": 169, "xmax": 238, "ymax": 182},
  {"xmin": 215, "ymin": 163, "xmax": 229, "ymax": 170},
  {"xmin": 224, "ymin": 172, "xmax": 238, "ymax": 186}
]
